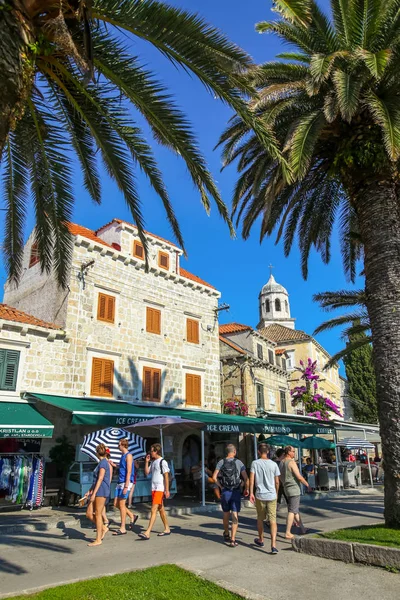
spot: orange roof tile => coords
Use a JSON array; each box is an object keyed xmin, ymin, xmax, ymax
[
  {"xmin": 179, "ymin": 268, "xmax": 215, "ymax": 290},
  {"xmin": 0, "ymin": 304, "xmax": 61, "ymax": 330},
  {"xmin": 97, "ymin": 219, "xmax": 179, "ymax": 250},
  {"xmin": 67, "ymin": 223, "xmax": 113, "ymax": 248},
  {"xmin": 219, "ymin": 323, "xmax": 253, "ymax": 335},
  {"xmin": 275, "ymin": 348, "xmax": 287, "ymax": 355},
  {"xmin": 260, "ymin": 324, "xmax": 310, "ymax": 343},
  {"xmin": 219, "ymin": 335, "xmax": 246, "ymax": 355}
]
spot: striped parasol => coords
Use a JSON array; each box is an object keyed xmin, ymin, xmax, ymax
[
  {"xmin": 336, "ymin": 437, "xmax": 375, "ymax": 449},
  {"xmin": 81, "ymin": 428, "xmax": 146, "ymax": 462}
]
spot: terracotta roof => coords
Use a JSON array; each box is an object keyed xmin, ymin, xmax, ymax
[
  {"xmin": 67, "ymin": 223, "xmax": 113, "ymax": 248},
  {"xmin": 96, "ymin": 219, "xmax": 179, "ymax": 250},
  {"xmin": 0, "ymin": 304, "xmax": 61, "ymax": 330},
  {"xmin": 259, "ymin": 324, "xmax": 310, "ymax": 343},
  {"xmin": 69, "ymin": 220, "xmax": 215, "ymax": 290},
  {"xmin": 179, "ymin": 268, "xmax": 215, "ymax": 290},
  {"xmin": 219, "ymin": 323, "xmax": 253, "ymax": 335},
  {"xmin": 219, "ymin": 335, "xmax": 246, "ymax": 355},
  {"xmin": 275, "ymin": 348, "xmax": 287, "ymax": 355}
]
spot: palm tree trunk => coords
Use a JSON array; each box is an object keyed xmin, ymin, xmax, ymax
[
  {"xmin": 0, "ymin": 2, "xmax": 29, "ymax": 157},
  {"xmin": 356, "ymin": 179, "xmax": 400, "ymax": 527}
]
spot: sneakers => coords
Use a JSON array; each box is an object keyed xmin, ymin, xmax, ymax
[{"xmin": 271, "ymin": 547, "xmax": 279, "ymax": 555}]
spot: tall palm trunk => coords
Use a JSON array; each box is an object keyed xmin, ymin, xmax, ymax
[
  {"xmin": 0, "ymin": 2, "xmax": 30, "ymax": 157},
  {"xmin": 357, "ymin": 179, "xmax": 400, "ymax": 527}
]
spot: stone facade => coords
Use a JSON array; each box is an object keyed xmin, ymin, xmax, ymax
[
  {"xmin": 3, "ymin": 219, "xmax": 221, "ymax": 412},
  {"xmin": 219, "ymin": 326, "xmax": 290, "ymax": 416}
]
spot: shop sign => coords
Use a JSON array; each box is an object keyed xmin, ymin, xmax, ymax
[
  {"xmin": 206, "ymin": 424, "xmax": 240, "ymax": 433},
  {"xmin": 0, "ymin": 427, "xmax": 53, "ymax": 438},
  {"xmin": 114, "ymin": 416, "xmax": 151, "ymax": 426},
  {"xmin": 262, "ymin": 424, "xmax": 294, "ymax": 434},
  {"xmin": 317, "ymin": 427, "xmax": 334, "ymax": 434}
]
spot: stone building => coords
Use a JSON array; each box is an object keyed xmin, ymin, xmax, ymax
[
  {"xmin": 219, "ymin": 323, "xmax": 290, "ymax": 416},
  {"xmin": 256, "ymin": 274, "xmax": 343, "ymax": 418},
  {"xmin": 1, "ymin": 218, "xmax": 222, "ymax": 465},
  {"xmin": 4, "ymin": 218, "xmax": 221, "ymax": 411}
]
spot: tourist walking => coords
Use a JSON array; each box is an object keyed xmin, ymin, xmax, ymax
[
  {"xmin": 279, "ymin": 445, "xmax": 310, "ymax": 539},
  {"xmin": 212, "ymin": 444, "xmax": 249, "ymax": 548},
  {"xmin": 274, "ymin": 448, "xmax": 288, "ymax": 505},
  {"xmin": 85, "ymin": 443, "xmax": 111, "ymax": 547},
  {"xmin": 101, "ymin": 448, "xmax": 114, "ymax": 531},
  {"xmin": 113, "ymin": 438, "xmax": 138, "ymax": 536},
  {"xmin": 249, "ymin": 443, "xmax": 280, "ymax": 554},
  {"xmin": 139, "ymin": 444, "xmax": 171, "ymax": 539}
]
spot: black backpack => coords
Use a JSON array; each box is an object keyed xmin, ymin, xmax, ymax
[{"xmin": 219, "ymin": 458, "xmax": 241, "ymax": 490}]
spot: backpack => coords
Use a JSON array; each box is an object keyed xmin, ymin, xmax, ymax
[
  {"xmin": 159, "ymin": 458, "xmax": 172, "ymax": 484},
  {"xmin": 219, "ymin": 458, "xmax": 241, "ymax": 490}
]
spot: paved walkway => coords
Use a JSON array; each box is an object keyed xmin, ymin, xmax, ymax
[{"xmin": 0, "ymin": 495, "xmax": 397, "ymax": 600}]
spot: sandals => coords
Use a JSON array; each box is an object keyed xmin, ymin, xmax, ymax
[
  {"xmin": 229, "ymin": 540, "xmax": 238, "ymax": 548},
  {"xmin": 138, "ymin": 533, "xmax": 150, "ymax": 540},
  {"xmin": 157, "ymin": 531, "xmax": 171, "ymax": 537},
  {"xmin": 112, "ymin": 530, "xmax": 127, "ymax": 536},
  {"xmin": 223, "ymin": 532, "xmax": 230, "ymax": 541}
]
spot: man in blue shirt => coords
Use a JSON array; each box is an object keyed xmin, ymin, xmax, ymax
[{"xmin": 113, "ymin": 438, "xmax": 138, "ymax": 536}]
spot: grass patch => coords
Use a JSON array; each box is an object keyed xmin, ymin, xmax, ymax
[
  {"xmin": 320, "ymin": 524, "xmax": 400, "ymax": 549},
  {"xmin": 10, "ymin": 565, "xmax": 244, "ymax": 600}
]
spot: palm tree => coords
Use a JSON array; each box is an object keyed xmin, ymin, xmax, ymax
[
  {"xmin": 0, "ymin": 0, "xmax": 254, "ymax": 286},
  {"xmin": 220, "ymin": 0, "xmax": 400, "ymax": 526},
  {"xmin": 313, "ymin": 289, "xmax": 370, "ymax": 367}
]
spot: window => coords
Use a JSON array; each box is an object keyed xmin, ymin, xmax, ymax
[
  {"xmin": 286, "ymin": 351, "xmax": 294, "ymax": 369},
  {"xmin": 146, "ymin": 307, "xmax": 161, "ymax": 334},
  {"xmin": 29, "ymin": 243, "xmax": 40, "ymax": 268},
  {"xmin": 186, "ymin": 318, "xmax": 199, "ymax": 344},
  {"xmin": 280, "ymin": 390, "xmax": 287, "ymax": 413},
  {"xmin": 268, "ymin": 349, "xmax": 274, "ymax": 365},
  {"xmin": 265, "ymin": 299, "xmax": 270, "ymax": 313},
  {"xmin": 275, "ymin": 298, "xmax": 281, "ymax": 312},
  {"xmin": 281, "ymin": 358, "xmax": 287, "ymax": 371},
  {"xmin": 142, "ymin": 367, "xmax": 161, "ymax": 402},
  {"xmin": 158, "ymin": 251, "xmax": 169, "ymax": 270},
  {"xmin": 276, "ymin": 355, "xmax": 281, "ymax": 368},
  {"xmin": 186, "ymin": 374, "xmax": 201, "ymax": 406},
  {"xmin": 256, "ymin": 384, "xmax": 264, "ymax": 410},
  {"xmin": 0, "ymin": 349, "xmax": 20, "ymax": 391},
  {"xmin": 97, "ymin": 293, "xmax": 115, "ymax": 324},
  {"xmin": 133, "ymin": 240, "xmax": 144, "ymax": 260},
  {"xmin": 285, "ymin": 300, "xmax": 288, "ymax": 313},
  {"xmin": 257, "ymin": 343, "xmax": 263, "ymax": 360},
  {"xmin": 91, "ymin": 357, "xmax": 114, "ymax": 397}
]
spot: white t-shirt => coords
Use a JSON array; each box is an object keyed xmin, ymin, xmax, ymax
[
  {"xmin": 250, "ymin": 458, "xmax": 280, "ymax": 501},
  {"xmin": 149, "ymin": 458, "xmax": 170, "ymax": 491}
]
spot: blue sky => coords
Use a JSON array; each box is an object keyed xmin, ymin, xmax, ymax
[{"xmin": 0, "ymin": 0, "xmax": 362, "ymax": 373}]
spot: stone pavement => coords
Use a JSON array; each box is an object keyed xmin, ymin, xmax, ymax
[{"xmin": 0, "ymin": 495, "xmax": 398, "ymax": 600}]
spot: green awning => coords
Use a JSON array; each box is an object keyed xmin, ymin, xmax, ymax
[
  {"xmin": 0, "ymin": 402, "xmax": 54, "ymax": 438},
  {"xmin": 28, "ymin": 393, "xmax": 334, "ymax": 435}
]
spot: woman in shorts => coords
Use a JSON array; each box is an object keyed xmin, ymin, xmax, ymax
[
  {"xmin": 84, "ymin": 444, "xmax": 111, "ymax": 546},
  {"xmin": 279, "ymin": 445, "xmax": 310, "ymax": 539}
]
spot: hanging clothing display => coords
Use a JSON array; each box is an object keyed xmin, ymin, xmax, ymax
[{"xmin": 0, "ymin": 455, "xmax": 45, "ymax": 507}]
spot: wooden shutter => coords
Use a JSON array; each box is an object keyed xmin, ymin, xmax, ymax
[
  {"xmin": 133, "ymin": 241, "xmax": 144, "ymax": 259},
  {"xmin": 152, "ymin": 369, "xmax": 161, "ymax": 401},
  {"xmin": 142, "ymin": 367, "xmax": 161, "ymax": 401},
  {"xmin": 146, "ymin": 307, "xmax": 161, "ymax": 334},
  {"xmin": 187, "ymin": 319, "xmax": 199, "ymax": 344},
  {"xmin": 0, "ymin": 350, "xmax": 20, "ymax": 391},
  {"xmin": 29, "ymin": 242, "xmax": 40, "ymax": 268},
  {"xmin": 186, "ymin": 373, "xmax": 201, "ymax": 406},
  {"xmin": 158, "ymin": 251, "xmax": 169, "ymax": 269},
  {"xmin": 91, "ymin": 358, "xmax": 114, "ymax": 397},
  {"xmin": 97, "ymin": 293, "xmax": 115, "ymax": 324}
]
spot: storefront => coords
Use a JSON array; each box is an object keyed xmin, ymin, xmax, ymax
[{"xmin": 0, "ymin": 401, "xmax": 54, "ymax": 509}]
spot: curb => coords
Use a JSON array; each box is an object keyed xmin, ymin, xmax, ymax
[
  {"xmin": 292, "ymin": 534, "xmax": 400, "ymax": 570},
  {"xmin": 0, "ymin": 503, "xmax": 221, "ymax": 536}
]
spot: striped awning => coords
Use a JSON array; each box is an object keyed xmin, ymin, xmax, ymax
[{"xmin": 336, "ymin": 437, "xmax": 375, "ymax": 449}]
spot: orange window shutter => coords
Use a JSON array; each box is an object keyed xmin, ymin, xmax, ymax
[
  {"xmin": 187, "ymin": 319, "xmax": 192, "ymax": 342},
  {"xmin": 91, "ymin": 358, "xmax": 103, "ymax": 396},
  {"xmin": 152, "ymin": 370, "xmax": 161, "ymax": 400},
  {"xmin": 186, "ymin": 374, "xmax": 193, "ymax": 405},
  {"xmin": 192, "ymin": 321, "xmax": 199, "ymax": 344},
  {"xmin": 193, "ymin": 375, "xmax": 201, "ymax": 406},
  {"xmin": 107, "ymin": 296, "xmax": 115, "ymax": 323},
  {"xmin": 102, "ymin": 359, "xmax": 114, "ymax": 397},
  {"xmin": 146, "ymin": 308, "xmax": 152, "ymax": 332},
  {"xmin": 143, "ymin": 367, "xmax": 152, "ymax": 400},
  {"xmin": 154, "ymin": 309, "xmax": 161, "ymax": 334},
  {"xmin": 97, "ymin": 294, "xmax": 106, "ymax": 320}
]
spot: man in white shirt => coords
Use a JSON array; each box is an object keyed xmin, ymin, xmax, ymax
[
  {"xmin": 138, "ymin": 444, "xmax": 171, "ymax": 539},
  {"xmin": 249, "ymin": 443, "xmax": 280, "ymax": 554}
]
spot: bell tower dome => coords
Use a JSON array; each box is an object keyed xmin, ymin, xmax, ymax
[{"xmin": 257, "ymin": 271, "xmax": 295, "ymax": 330}]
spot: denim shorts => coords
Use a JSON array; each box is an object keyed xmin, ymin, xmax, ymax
[
  {"xmin": 221, "ymin": 489, "xmax": 241, "ymax": 513},
  {"xmin": 115, "ymin": 483, "xmax": 132, "ymax": 500}
]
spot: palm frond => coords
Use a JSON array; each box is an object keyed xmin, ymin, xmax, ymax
[{"xmin": 322, "ymin": 334, "xmax": 373, "ymax": 369}]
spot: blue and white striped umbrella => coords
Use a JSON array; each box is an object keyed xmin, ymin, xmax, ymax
[
  {"xmin": 81, "ymin": 428, "xmax": 146, "ymax": 463},
  {"xmin": 336, "ymin": 437, "xmax": 375, "ymax": 449}
]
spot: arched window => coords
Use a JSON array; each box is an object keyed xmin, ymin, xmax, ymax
[
  {"xmin": 275, "ymin": 298, "xmax": 281, "ymax": 312},
  {"xmin": 285, "ymin": 300, "xmax": 288, "ymax": 313},
  {"xmin": 265, "ymin": 299, "xmax": 270, "ymax": 313}
]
